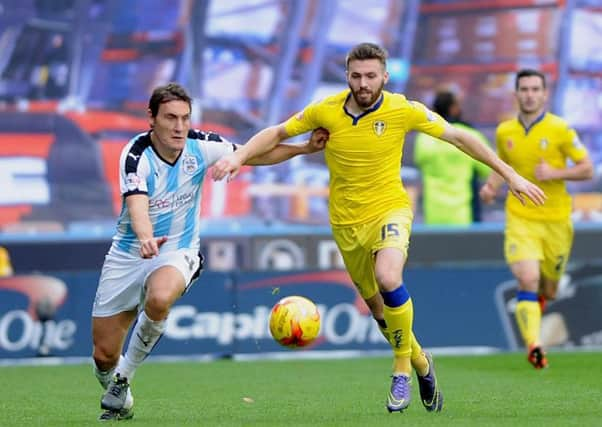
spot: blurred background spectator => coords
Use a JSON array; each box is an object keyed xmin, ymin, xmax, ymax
[
  {"xmin": 414, "ymin": 90, "xmax": 491, "ymax": 226},
  {"xmin": 0, "ymin": 0, "xmax": 601, "ymax": 233}
]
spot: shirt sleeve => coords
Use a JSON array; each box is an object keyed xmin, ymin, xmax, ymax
[
  {"xmin": 120, "ymin": 148, "xmax": 150, "ymax": 196},
  {"xmin": 283, "ymin": 101, "xmax": 322, "ymax": 137},
  {"xmin": 200, "ymin": 137, "xmax": 236, "ymax": 167},
  {"xmin": 405, "ymin": 101, "xmax": 447, "ymax": 138},
  {"xmin": 559, "ymin": 125, "xmax": 588, "ymax": 163}
]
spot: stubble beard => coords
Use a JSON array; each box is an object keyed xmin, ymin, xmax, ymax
[
  {"xmin": 520, "ymin": 101, "xmax": 542, "ymax": 116},
  {"xmin": 351, "ymin": 81, "xmax": 385, "ymax": 109}
]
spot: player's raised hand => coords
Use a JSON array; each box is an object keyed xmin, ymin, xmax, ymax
[
  {"xmin": 506, "ymin": 172, "xmax": 546, "ymax": 206},
  {"xmin": 140, "ymin": 236, "xmax": 167, "ymax": 258},
  {"xmin": 212, "ymin": 153, "xmax": 243, "ymax": 182},
  {"xmin": 306, "ymin": 127, "xmax": 329, "ymax": 153}
]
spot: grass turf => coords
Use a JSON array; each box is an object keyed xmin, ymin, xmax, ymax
[{"xmin": 0, "ymin": 351, "xmax": 600, "ymax": 426}]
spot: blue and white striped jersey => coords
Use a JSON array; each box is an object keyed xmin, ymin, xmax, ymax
[{"xmin": 110, "ymin": 130, "xmax": 235, "ymax": 256}]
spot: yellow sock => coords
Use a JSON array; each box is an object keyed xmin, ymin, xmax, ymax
[
  {"xmin": 377, "ymin": 321, "xmax": 428, "ymax": 376},
  {"xmin": 410, "ymin": 332, "xmax": 429, "ymax": 376},
  {"xmin": 383, "ymin": 299, "xmax": 413, "ymax": 376},
  {"xmin": 377, "ymin": 322, "xmax": 390, "ymax": 343},
  {"xmin": 516, "ymin": 300, "xmax": 541, "ymax": 347}
]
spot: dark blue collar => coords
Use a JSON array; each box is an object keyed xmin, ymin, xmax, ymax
[
  {"xmin": 343, "ymin": 92, "xmax": 384, "ymax": 125},
  {"xmin": 519, "ymin": 111, "xmax": 546, "ymax": 134}
]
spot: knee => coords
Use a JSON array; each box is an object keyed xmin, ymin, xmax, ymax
[
  {"xmin": 375, "ymin": 270, "xmax": 402, "ymax": 291},
  {"xmin": 145, "ymin": 291, "xmax": 174, "ymax": 318},
  {"xmin": 516, "ymin": 272, "xmax": 540, "ymax": 290}
]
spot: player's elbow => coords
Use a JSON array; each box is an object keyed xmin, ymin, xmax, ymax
[
  {"xmin": 267, "ymin": 124, "xmax": 289, "ymax": 145},
  {"xmin": 578, "ymin": 159, "xmax": 595, "ymax": 180},
  {"xmin": 442, "ymin": 127, "xmax": 465, "ymax": 149},
  {"xmin": 584, "ymin": 163, "xmax": 594, "ymax": 180}
]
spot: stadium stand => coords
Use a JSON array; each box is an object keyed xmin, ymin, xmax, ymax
[{"xmin": 0, "ymin": 0, "xmax": 601, "ymax": 230}]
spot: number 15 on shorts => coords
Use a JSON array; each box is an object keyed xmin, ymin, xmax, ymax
[{"xmin": 381, "ymin": 223, "xmax": 400, "ymax": 241}]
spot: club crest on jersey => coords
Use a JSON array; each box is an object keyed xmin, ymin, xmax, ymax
[
  {"xmin": 373, "ymin": 120, "xmax": 386, "ymax": 136},
  {"xmin": 540, "ymin": 139, "xmax": 548, "ymax": 150},
  {"xmin": 182, "ymin": 154, "xmax": 199, "ymax": 175},
  {"xmin": 506, "ymin": 139, "xmax": 513, "ymax": 149}
]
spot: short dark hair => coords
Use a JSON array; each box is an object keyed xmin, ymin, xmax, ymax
[
  {"xmin": 345, "ymin": 42, "xmax": 387, "ymax": 69},
  {"xmin": 148, "ymin": 83, "xmax": 192, "ymax": 117},
  {"xmin": 432, "ymin": 91, "xmax": 457, "ymax": 121},
  {"xmin": 515, "ymin": 69, "xmax": 546, "ymax": 90}
]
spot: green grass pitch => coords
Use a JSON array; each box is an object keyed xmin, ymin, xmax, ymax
[{"xmin": 1, "ymin": 351, "xmax": 600, "ymax": 426}]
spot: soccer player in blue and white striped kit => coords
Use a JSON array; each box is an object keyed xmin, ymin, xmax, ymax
[{"xmin": 91, "ymin": 83, "xmax": 328, "ymax": 421}]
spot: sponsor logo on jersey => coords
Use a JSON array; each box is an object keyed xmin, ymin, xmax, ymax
[
  {"xmin": 149, "ymin": 191, "xmax": 195, "ymax": 211},
  {"xmin": 373, "ymin": 120, "xmax": 386, "ymax": 136},
  {"xmin": 182, "ymin": 154, "xmax": 199, "ymax": 175}
]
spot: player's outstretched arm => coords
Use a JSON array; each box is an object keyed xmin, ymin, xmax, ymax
[
  {"xmin": 212, "ymin": 124, "xmax": 289, "ymax": 181},
  {"xmin": 126, "ymin": 194, "xmax": 167, "ymax": 258},
  {"xmin": 246, "ymin": 127, "xmax": 329, "ymax": 166},
  {"xmin": 441, "ymin": 124, "xmax": 546, "ymax": 206}
]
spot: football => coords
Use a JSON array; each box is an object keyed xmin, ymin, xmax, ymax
[{"xmin": 269, "ymin": 296, "xmax": 321, "ymax": 348}]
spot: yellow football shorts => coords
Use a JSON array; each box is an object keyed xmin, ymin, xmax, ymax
[
  {"xmin": 504, "ymin": 214, "xmax": 573, "ymax": 281},
  {"xmin": 332, "ymin": 208, "xmax": 412, "ymax": 300}
]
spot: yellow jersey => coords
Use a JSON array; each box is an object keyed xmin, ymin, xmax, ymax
[
  {"xmin": 496, "ymin": 112, "xmax": 588, "ymax": 221},
  {"xmin": 284, "ymin": 90, "xmax": 446, "ymax": 226}
]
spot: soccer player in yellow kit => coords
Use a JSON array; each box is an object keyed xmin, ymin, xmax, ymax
[
  {"xmin": 481, "ymin": 69, "xmax": 593, "ymax": 369},
  {"xmin": 213, "ymin": 43, "xmax": 545, "ymax": 413}
]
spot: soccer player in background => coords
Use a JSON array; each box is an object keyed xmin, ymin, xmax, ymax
[
  {"xmin": 212, "ymin": 42, "xmax": 546, "ymax": 413},
  {"xmin": 480, "ymin": 69, "xmax": 593, "ymax": 369},
  {"xmin": 91, "ymin": 83, "xmax": 328, "ymax": 421},
  {"xmin": 414, "ymin": 90, "xmax": 491, "ymax": 225}
]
